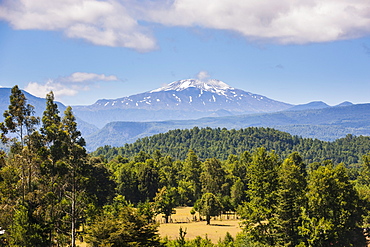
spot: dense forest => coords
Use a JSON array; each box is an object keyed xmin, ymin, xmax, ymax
[
  {"xmin": 93, "ymin": 127, "xmax": 370, "ymax": 165},
  {"xmin": 1, "ymin": 86, "xmax": 370, "ymax": 246}
]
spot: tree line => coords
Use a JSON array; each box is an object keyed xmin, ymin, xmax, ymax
[
  {"xmin": 102, "ymin": 146, "xmax": 370, "ymax": 246},
  {"xmin": 93, "ymin": 126, "xmax": 370, "ymax": 166},
  {"xmin": 1, "ymin": 85, "xmax": 370, "ymax": 246}
]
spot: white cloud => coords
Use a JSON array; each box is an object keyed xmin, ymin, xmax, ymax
[
  {"xmin": 145, "ymin": 0, "xmax": 370, "ymax": 44},
  {"xmin": 196, "ymin": 71, "xmax": 211, "ymax": 81},
  {"xmin": 0, "ymin": 0, "xmax": 157, "ymax": 51},
  {"xmin": 24, "ymin": 72, "xmax": 119, "ymax": 99},
  {"xmin": 65, "ymin": 72, "xmax": 118, "ymax": 83},
  {"xmin": 1, "ymin": 0, "xmax": 370, "ymax": 48}
]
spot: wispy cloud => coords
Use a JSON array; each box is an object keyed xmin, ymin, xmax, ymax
[
  {"xmin": 275, "ymin": 64, "xmax": 285, "ymax": 70},
  {"xmin": 363, "ymin": 44, "xmax": 370, "ymax": 56},
  {"xmin": 1, "ymin": 0, "xmax": 370, "ymax": 50},
  {"xmin": 24, "ymin": 72, "xmax": 119, "ymax": 99},
  {"xmin": 196, "ymin": 71, "xmax": 211, "ymax": 81}
]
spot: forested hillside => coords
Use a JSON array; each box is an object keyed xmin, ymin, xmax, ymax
[
  {"xmin": 93, "ymin": 127, "xmax": 370, "ymax": 165},
  {"xmin": 1, "ymin": 86, "xmax": 370, "ymax": 246}
]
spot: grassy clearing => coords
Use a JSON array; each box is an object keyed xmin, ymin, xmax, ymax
[
  {"xmin": 77, "ymin": 207, "xmax": 242, "ymax": 246},
  {"xmin": 157, "ymin": 207, "xmax": 242, "ymax": 243}
]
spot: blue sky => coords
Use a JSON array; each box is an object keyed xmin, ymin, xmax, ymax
[{"xmin": 0, "ymin": 0, "xmax": 370, "ymax": 106}]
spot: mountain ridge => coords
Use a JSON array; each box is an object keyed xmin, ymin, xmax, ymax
[{"xmin": 0, "ymin": 88, "xmax": 99, "ymax": 137}]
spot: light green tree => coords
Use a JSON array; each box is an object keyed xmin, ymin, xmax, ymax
[
  {"xmin": 196, "ymin": 193, "xmax": 222, "ymax": 225},
  {"xmin": 154, "ymin": 186, "xmax": 178, "ymax": 223},
  {"xmin": 85, "ymin": 200, "xmax": 161, "ymax": 247},
  {"xmin": 299, "ymin": 162, "xmax": 365, "ymax": 246}
]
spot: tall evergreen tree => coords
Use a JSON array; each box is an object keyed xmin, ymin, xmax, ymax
[
  {"xmin": 275, "ymin": 152, "xmax": 307, "ymax": 246},
  {"xmin": 0, "ymin": 85, "xmax": 39, "ymax": 148},
  {"xmin": 239, "ymin": 147, "xmax": 280, "ymax": 246},
  {"xmin": 61, "ymin": 106, "xmax": 89, "ymax": 247}
]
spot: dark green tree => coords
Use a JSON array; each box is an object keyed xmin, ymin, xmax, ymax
[
  {"xmin": 239, "ymin": 147, "xmax": 280, "ymax": 246},
  {"xmin": 0, "ymin": 85, "xmax": 39, "ymax": 147},
  {"xmin": 137, "ymin": 160, "xmax": 160, "ymax": 201},
  {"xmin": 40, "ymin": 91, "xmax": 63, "ymax": 162},
  {"xmin": 200, "ymin": 158, "xmax": 226, "ymax": 196},
  {"xmin": 181, "ymin": 150, "xmax": 202, "ymax": 202},
  {"xmin": 275, "ymin": 152, "xmax": 307, "ymax": 246}
]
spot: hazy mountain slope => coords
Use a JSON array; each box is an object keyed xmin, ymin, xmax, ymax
[
  {"xmin": 287, "ymin": 101, "xmax": 330, "ymax": 111},
  {"xmin": 85, "ymin": 103, "xmax": 370, "ymax": 151},
  {"xmin": 0, "ymin": 88, "xmax": 99, "ymax": 137}
]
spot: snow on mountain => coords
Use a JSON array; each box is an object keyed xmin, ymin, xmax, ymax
[
  {"xmin": 89, "ymin": 79, "xmax": 292, "ymax": 113},
  {"xmin": 73, "ymin": 78, "xmax": 293, "ymax": 128},
  {"xmin": 150, "ymin": 79, "xmax": 233, "ymax": 95}
]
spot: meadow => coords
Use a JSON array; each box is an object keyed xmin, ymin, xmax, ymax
[{"xmin": 157, "ymin": 207, "xmax": 241, "ymax": 243}]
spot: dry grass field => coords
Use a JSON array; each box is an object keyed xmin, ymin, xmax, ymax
[
  {"xmin": 77, "ymin": 207, "xmax": 242, "ymax": 246},
  {"xmin": 157, "ymin": 207, "xmax": 242, "ymax": 243}
]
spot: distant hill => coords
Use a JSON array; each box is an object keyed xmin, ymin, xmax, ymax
[
  {"xmin": 335, "ymin": 101, "xmax": 353, "ymax": 107},
  {"xmin": 0, "ymin": 88, "xmax": 99, "ymax": 137},
  {"xmin": 85, "ymin": 103, "xmax": 370, "ymax": 151},
  {"xmin": 74, "ymin": 79, "xmax": 292, "ymax": 128},
  {"xmin": 287, "ymin": 101, "xmax": 330, "ymax": 111}
]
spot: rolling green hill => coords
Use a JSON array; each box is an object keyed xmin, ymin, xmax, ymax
[{"xmin": 92, "ymin": 126, "xmax": 370, "ymax": 166}]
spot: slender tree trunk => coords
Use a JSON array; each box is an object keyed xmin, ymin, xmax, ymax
[
  {"xmin": 71, "ymin": 195, "xmax": 76, "ymax": 247},
  {"xmin": 206, "ymin": 215, "xmax": 211, "ymax": 225},
  {"xmin": 71, "ymin": 170, "xmax": 76, "ymax": 247}
]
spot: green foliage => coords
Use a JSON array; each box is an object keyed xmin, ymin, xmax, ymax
[
  {"xmin": 85, "ymin": 203, "xmax": 161, "ymax": 247},
  {"xmin": 196, "ymin": 193, "xmax": 223, "ymax": 225},
  {"xmin": 0, "ymin": 89, "xmax": 116, "ymax": 246},
  {"xmin": 300, "ymin": 163, "xmax": 366, "ymax": 246},
  {"xmin": 8, "ymin": 204, "xmax": 47, "ymax": 247},
  {"xmin": 163, "ymin": 234, "xmax": 216, "ymax": 247},
  {"xmin": 200, "ymin": 158, "xmax": 225, "ymax": 196},
  {"xmin": 0, "ymin": 85, "xmax": 39, "ymax": 147},
  {"xmin": 154, "ymin": 186, "xmax": 178, "ymax": 223},
  {"xmin": 275, "ymin": 152, "xmax": 307, "ymax": 246},
  {"xmin": 92, "ymin": 128, "xmax": 370, "ymax": 166},
  {"xmin": 1, "ymin": 85, "xmax": 370, "ymax": 246},
  {"xmin": 239, "ymin": 147, "xmax": 280, "ymax": 246},
  {"xmin": 217, "ymin": 232, "xmax": 234, "ymax": 247}
]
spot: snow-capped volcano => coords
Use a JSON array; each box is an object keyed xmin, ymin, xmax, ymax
[
  {"xmin": 88, "ymin": 78, "xmax": 292, "ymax": 112},
  {"xmin": 151, "ymin": 79, "xmax": 233, "ymax": 95},
  {"xmin": 74, "ymin": 78, "xmax": 293, "ymax": 127}
]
